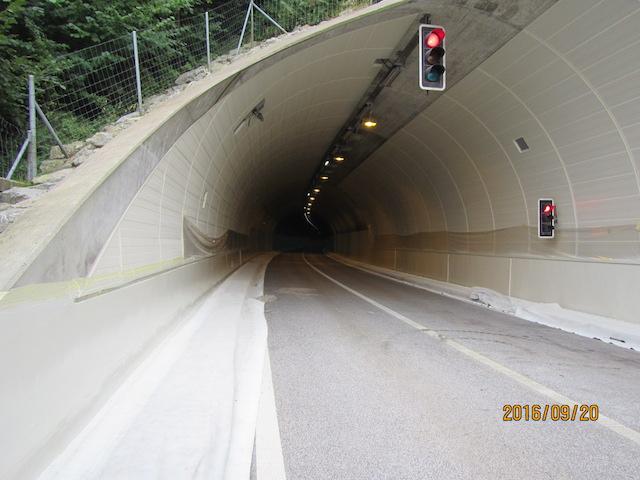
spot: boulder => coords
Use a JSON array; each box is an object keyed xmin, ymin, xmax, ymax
[
  {"xmin": 116, "ymin": 111, "xmax": 141, "ymax": 124},
  {"xmin": 32, "ymin": 170, "xmax": 70, "ymax": 186},
  {"xmin": 87, "ymin": 131, "xmax": 112, "ymax": 148},
  {"xmin": 49, "ymin": 141, "xmax": 86, "ymax": 160},
  {"xmin": 39, "ymin": 159, "xmax": 67, "ymax": 175},
  {"xmin": 0, "ymin": 187, "xmax": 43, "ymax": 205},
  {"xmin": 174, "ymin": 66, "xmax": 208, "ymax": 85},
  {"xmin": 103, "ymin": 123, "xmax": 126, "ymax": 135},
  {"xmin": 67, "ymin": 145, "xmax": 96, "ymax": 168},
  {"xmin": 0, "ymin": 177, "xmax": 21, "ymax": 192},
  {"xmin": 145, "ymin": 93, "xmax": 166, "ymax": 108}
]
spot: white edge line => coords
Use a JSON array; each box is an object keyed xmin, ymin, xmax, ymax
[
  {"xmin": 302, "ymin": 254, "xmax": 640, "ymax": 447},
  {"xmin": 327, "ymin": 253, "xmax": 482, "ymax": 308}
]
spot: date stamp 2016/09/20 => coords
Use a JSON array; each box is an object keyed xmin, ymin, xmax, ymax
[{"xmin": 502, "ymin": 404, "xmax": 599, "ymax": 422}]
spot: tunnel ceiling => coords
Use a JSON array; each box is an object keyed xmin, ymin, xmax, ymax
[
  {"xmin": 319, "ymin": 0, "xmax": 640, "ymax": 262},
  {"xmin": 312, "ymin": 0, "xmax": 558, "ymax": 194},
  {"xmin": 199, "ymin": 0, "xmax": 564, "ymax": 230}
]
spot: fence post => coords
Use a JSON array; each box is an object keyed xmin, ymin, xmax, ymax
[
  {"xmin": 250, "ymin": 3, "xmax": 254, "ymax": 45},
  {"xmin": 27, "ymin": 74, "xmax": 36, "ymax": 181},
  {"xmin": 35, "ymin": 103, "xmax": 68, "ymax": 158},
  {"xmin": 236, "ymin": 1, "xmax": 253, "ymax": 55},
  {"xmin": 132, "ymin": 31, "xmax": 143, "ymax": 113},
  {"xmin": 205, "ymin": 12, "xmax": 211, "ymax": 71}
]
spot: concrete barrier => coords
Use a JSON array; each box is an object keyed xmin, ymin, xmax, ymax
[{"xmin": 0, "ymin": 252, "xmax": 257, "ymax": 479}]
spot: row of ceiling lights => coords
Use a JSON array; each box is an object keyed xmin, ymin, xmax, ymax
[
  {"xmin": 303, "ymin": 16, "xmax": 440, "ymax": 218},
  {"xmin": 304, "ymin": 108, "xmax": 378, "ymax": 216}
]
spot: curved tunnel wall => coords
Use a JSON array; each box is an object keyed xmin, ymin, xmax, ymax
[
  {"xmin": 86, "ymin": 0, "xmax": 640, "ymax": 323},
  {"xmin": 90, "ymin": 12, "xmax": 416, "ymax": 277},
  {"xmin": 329, "ymin": 0, "xmax": 640, "ymax": 323}
]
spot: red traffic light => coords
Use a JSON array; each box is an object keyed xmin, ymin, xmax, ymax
[
  {"xmin": 420, "ymin": 24, "xmax": 447, "ymax": 91},
  {"xmin": 538, "ymin": 198, "xmax": 555, "ymax": 238},
  {"xmin": 425, "ymin": 28, "xmax": 446, "ymax": 48}
]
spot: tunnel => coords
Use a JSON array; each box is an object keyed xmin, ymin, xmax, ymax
[
  {"xmin": 1, "ymin": 0, "xmax": 640, "ymax": 478},
  {"xmin": 272, "ymin": 212, "xmax": 332, "ymax": 252}
]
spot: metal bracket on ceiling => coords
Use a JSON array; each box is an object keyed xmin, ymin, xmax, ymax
[{"xmin": 233, "ymin": 98, "xmax": 265, "ymax": 134}]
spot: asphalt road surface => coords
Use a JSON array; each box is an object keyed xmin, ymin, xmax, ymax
[{"xmin": 263, "ymin": 253, "xmax": 640, "ymax": 480}]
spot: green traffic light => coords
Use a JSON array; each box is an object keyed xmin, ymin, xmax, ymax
[{"xmin": 426, "ymin": 65, "xmax": 445, "ymax": 82}]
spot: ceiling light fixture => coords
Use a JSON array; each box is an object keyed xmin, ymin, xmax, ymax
[
  {"xmin": 320, "ymin": 175, "xmax": 329, "ymax": 181},
  {"xmin": 362, "ymin": 102, "xmax": 378, "ymax": 129},
  {"xmin": 363, "ymin": 116, "xmax": 377, "ymax": 128},
  {"xmin": 334, "ymin": 155, "xmax": 345, "ymax": 162}
]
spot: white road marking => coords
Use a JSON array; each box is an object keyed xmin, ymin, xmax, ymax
[
  {"xmin": 302, "ymin": 254, "xmax": 640, "ymax": 447},
  {"xmin": 327, "ymin": 252, "xmax": 481, "ymax": 308},
  {"xmin": 255, "ymin": 347, "xmax": 287, "ymax": 480}
]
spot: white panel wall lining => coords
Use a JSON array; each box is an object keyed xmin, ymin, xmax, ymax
[
  {"xmin": 332, "ymin": 0, "xmax": 640, "ymax": 323},
  {"xmin": 90, "ymin": 14, "xmax": 417, "ymax": 277}
]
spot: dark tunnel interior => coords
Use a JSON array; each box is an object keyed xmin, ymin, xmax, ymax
[{"xmin": 273, "ymin": 212, "xmax": 333, "ymax": 252}]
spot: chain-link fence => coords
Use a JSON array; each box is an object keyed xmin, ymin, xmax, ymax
[
  {"xmin": 0, "ymin": 0, "xmax": 373, "ymax": 182},
  {"xmin": 0, "ymin": 117, "xmax": 28, "ymax": 180}
]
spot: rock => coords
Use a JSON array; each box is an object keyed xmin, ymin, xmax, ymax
[
  {"xmin": 174, "ymin": 66, "xmax": 208, "ymax": 85},
  {"xmin": 48, "ymin": 146, "xmax": 65, "ymax": 160},
  {"xmin": 32, "ymin": 170, "xmax": 70, "ymax": 186},
  {"xmin": 0, "ymin": 177, "xmax": 21, "ymax": 192},
  {"xmin": 0, "ymin": 187, "xmax": 43, "ymax": 205},
  {"xmin": 65, "ymin": 145, "xmax": 94, "ymax": 168},
  {"xmin": 116, "ymin": 111, "xmax": 141, "ymax": 124},
  {"xmin": 39, "ymin": 159, "xmax": 67, "ymax": 174},
  {"xmin": 0, "ymin": 206, "xmax": 22, "ymax": 233},
  {"xmin": 103, "ymin": 123, "xmax": 125, "ymax": 135},
  {"xmin": 87, "ymin": 131, "xmax": 112, "ymax": 148},
  {"xmin": 145, "ymin": 93, "xmax": 166, "ymax": 108},
  {"xmin": 49, "ymin": 141, "xmax": 85, "ymax": 160},
  {"xmin": 0, "ymin": 203, "xmax": 9, "ymax": 212}
]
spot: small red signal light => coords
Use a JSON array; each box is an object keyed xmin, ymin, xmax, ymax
[
  {"xmin": 424, "ymin": 28, "xmax": 445, "ymax": 48},
  {"xmin": 543, "ymin": 204, "xmax": 552, "ymax": 215},
  {"xmin": 425, "ymin": 28, "xmax": 446, "ymax": 48},
  {"xmin": 426, "ymin": 33, "xmax": 440, "ymax": 48}
]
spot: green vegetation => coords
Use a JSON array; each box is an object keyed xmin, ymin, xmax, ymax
[
  {"xmin": 0, "ymin": 0, "xmax": 369, "ymax": 178},
  {"xmin": 0, "ymin": 0, "xmax": 226, "ymax": 124}
]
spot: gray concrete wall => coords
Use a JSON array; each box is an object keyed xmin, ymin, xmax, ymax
[{"xmin": 0, "ymin": 253, "xmax": 248, "ymax": 479}]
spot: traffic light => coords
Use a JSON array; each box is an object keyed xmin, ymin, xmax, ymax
[
  {"xmin": 419, "ymin": 24, "xmax": 446, "ymax": 91},
  {"xmin": 538, "ymin": 199, "xmax": 555, "ymax": 238}
]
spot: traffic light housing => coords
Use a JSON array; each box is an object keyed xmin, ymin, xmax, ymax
[
  {"xmin": 419, "ymin": 24, "xmax": 446, "ymax": 91},
  {"xmin": 538, "ymin": 199, "xmax": 555, "ymax": 238}
]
